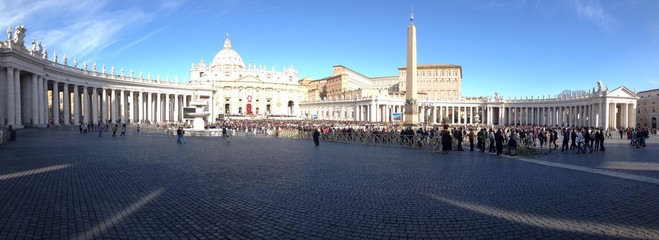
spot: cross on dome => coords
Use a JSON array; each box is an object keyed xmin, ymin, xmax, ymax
[{"xmin": 224, "ymin": 33, "xmax": 232, "ymax": 50}]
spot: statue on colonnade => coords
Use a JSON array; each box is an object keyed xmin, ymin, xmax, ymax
[
  {"xmin": 12, "ymin": 25, "xmax": 26, "ymax": 46},
  {"xmin": 31, "ymin": 39, "xmax": 36, "ymax": 52},
  {"xmin": 42, "ymin": 48, "xmax": 48, "ymax": 60},
  {"xmin": 73, "ymin": 57, "xmax": 78, "ymax": 68},
  {"xmin": 53, "ymin": 51, "xmax": 57, "ymax": 63},
  {"xmin": 92, "ymin": 62, "xmax": 96, "ymax": 72},
  {"xmin": 38, "ymin": 42, "xmax": 42, "ymax": 53},
  {"xmin": 63, "ymin": 54, "xmax": 67, "ymax": 65},
  {"xmin": 102, "ymin": 64, "xmax": 106, "ymax": 74},
  {"xmin": 6, "ymin": 26, "xmax": 11, "ymax": 40},
  {"xmin": 111, "ymin": 66, "xmax": 115, "ymax": 75}
]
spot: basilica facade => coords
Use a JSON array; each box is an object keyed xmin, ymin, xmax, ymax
[{"xmin": 189, "ymin": 35, "xmax": 300, "ymax": 120}]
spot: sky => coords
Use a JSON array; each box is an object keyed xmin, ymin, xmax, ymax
[{"xmin": 2, "ymin": 0, "xmax": 658, "ymax": 98}]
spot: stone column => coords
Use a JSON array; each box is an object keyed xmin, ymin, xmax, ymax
[
  {"xmin": 120, "ymin": 90, "xmax": 126, "ymax": 124},
  {"xmin": 164, "ymin": 94, "xmax": 170, "ymax": 122},
  {"xmin": 82, "ymin": 87, "xmax": 88, "ymax": 124},
  {"xmin": 52, "ymin": 81, "xmax": 60, "ymax": 126},
  {"xmin": 127, "ymin": 91, "xmax": 133, "ymax": 123},
  {"xmin": 110, "ymin": 89, "xmax": 116, "ymax": 123},
  {"xmin": 137, "ymin": 91, "xmax": 143, "ymax": 123},
  {"xmin": 174, "ymin": 94, "xmax": 179, "ymax": 122},
  {"xmin": 40, "ymin": 77, "xmax": 47, "ymax": 126},
  {"xmin": 147, "ymin": 92, "xmax": 153, "ymax": 122},
  {"xmin": 73, "ymin": 85, "xmax": 80, "ymax": 125},
  {"xmin": 13, "ymin": 68, "xmax": 22, "ymax": 127},
  {"xmin": 101, "ymin": 88, "xmax": 108, "ymax": 123},
  {"xmin": 92, "ymin": 88, "xmax": 99, "ymax": 124},
  {"xmin": 7, "ymin": 67, "xmax": 16, "ymax": 127},
  {"xmin": 31, "ymin": 74, "xmax": 39, "ymax": 126},
  {"xmin": 63, "ymin": 83, "xmax": 70, "ymax": 125},
  {"xmin": 156, "ymin": 93, "xmax": 162, "ymax": 123}
]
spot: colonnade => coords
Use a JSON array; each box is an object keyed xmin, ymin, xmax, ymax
[
  {"xmin": 0, "ymin": 66, "xmax": 194, "ymax": 127},
  {"xmin": 302, "ymin": 98, "xmax": 637, "ymax": 130}
]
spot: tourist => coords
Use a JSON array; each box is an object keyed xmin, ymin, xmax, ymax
[
  {"xmin": 176, "ymin": 127, "xmax": 182, "ymax": 144},
  {"xmin": 508, "ymin": 132, "xmax": 517, "ymax": 156},
  {"xmin": 468, "ymin": 128, "xmax": 475, "ymax": 151},
  {"xmin": 111, "ymin": 124, "xmax": 117, "ymax": 137},
  {"xmin": 576, "ymin": 129, "xmax": 585, "ymax": 154},
  {"xmin": 561, "ymin": 128, "xmax": 569, "ymax": 152},
  {"xmin": 441, "ymin": 125, "xmax": 452, "ymax": 154},
  {"xmin": 313, "ymin": 128, "xmax": 320, "ymax": 146},
  {"xmin": 477, "ymin": 129, "xmax": 486, "ymax": 152},
  {"xmin": 455, "ymin": 127, "xmax": 464, "ymax": 151},
  {"xmin": 120, "ymin": 124, "xmax": 126, "ymax": 137},
  {"xmin": 495, "ymin": 129, "xmax": 504, "ymax": 156}
]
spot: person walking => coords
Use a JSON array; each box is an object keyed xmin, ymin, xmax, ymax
[
  {"xmin": 313, "ymin": 129, "xmax": 321, "ymax": 146},
  {"xmin": 495, "ymin": 129, "xmax": 504, "ymax": 156},
  {"xmin": 576, "ymin": 129, "xmax": 585, "ymax": 154},
  {"xmin": 468, "ymin": 129, "xmax": 475, "ymax": 152},
  {"xmin": 120, "ymin": 124, "xmax": 126, "ymax": 137},
  {"xmin": 176, "ymin": 127, "xmax": 182, "ymax": 144}
]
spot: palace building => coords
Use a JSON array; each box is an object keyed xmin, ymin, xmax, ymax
[
  {"xmin": 0, "ymin": 22, "xmax": 640, "ymax": 130},
  {"xmin": 636, "ymin": 89, "xmax": 659, "ymax": 129}
]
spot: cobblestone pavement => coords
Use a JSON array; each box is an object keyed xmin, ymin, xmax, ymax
[{"xmin": 1, "ymin": 128, "xmax": 658, "ymax": 239}]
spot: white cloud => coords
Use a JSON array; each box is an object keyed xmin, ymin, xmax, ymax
[
  {"xmin": 571, "ymin": 0, "xmax": 619, "ymax": 31},
  {"xmin": 1, "ymin": 0, "xmax": 183, "ymax": 61}
]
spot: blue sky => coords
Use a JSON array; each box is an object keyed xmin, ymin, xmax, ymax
[{"xmin": 2, "ymin": 0, "xmax": 658, "ymax": 98}]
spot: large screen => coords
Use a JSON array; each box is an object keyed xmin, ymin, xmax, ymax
[{"xmin": 182, "ymin": 107, "xmax": 196, "ymax": 120}]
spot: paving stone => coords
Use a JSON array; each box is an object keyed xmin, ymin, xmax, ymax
[{"xmin": 0, "ymin": 128, "xmax": 658, "ymax": 239}]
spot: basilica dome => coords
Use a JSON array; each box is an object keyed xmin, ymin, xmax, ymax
[{"xmin": 210, "ymin": 34, "xmax": 245, "ymax": 71}]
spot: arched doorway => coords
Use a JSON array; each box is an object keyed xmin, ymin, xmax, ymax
[{"xmin": 288, "ymin": 101, "xmax": 294, "ymax": 115}]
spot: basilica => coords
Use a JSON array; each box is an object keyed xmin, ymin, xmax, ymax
[{"xmin": 0, "ymin": 22, "xmax": 639, "ymax": 130}]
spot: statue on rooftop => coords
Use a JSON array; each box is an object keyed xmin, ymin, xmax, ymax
[
  {"xmin": 73, "ymin": 58, "xmax": 78, "ymax": 68},
  {"xmin": 12, "ymin": 25, "xmax": 26, "ymax": 46},
  {"xmin": 7, "ymin": 26, "xmax": 11, "ymax": 40},
  {"xmin": 53, "ymin": 51, "xmax": 57, "ymax": 63},
  {"xmin": 38, "ymin": 42, "xmax": 42, "ymax": 53},
  {"xmin": 102, "ymin": 64, "xmax": 106, "ymax": 74},
  {"xmin": 597, "ymin": 80, "xmax": 603, "ymax": 92},
  {"xmin": 63, "ymin": 54, "xmax": 67, "ymax": 65},
  {"xmin": 92, "ymin": 62, "xmax": 96, "ymax": 72},
  {"xmin": 42, "ymin": 48, "xmax": 48, "ymax": 60},
  {"xmin": 31, "ymin": 39, "xmax": 36, "ymax": 52}
]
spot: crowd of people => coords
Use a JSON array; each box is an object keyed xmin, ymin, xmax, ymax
[{"xmin": 74, "ymin": 118, "xmax": 654, "ymax": 155}]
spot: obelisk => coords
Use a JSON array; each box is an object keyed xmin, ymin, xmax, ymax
[{"xmin": 403, "ymin": 12, "xmax": 419, "ymax": 126}]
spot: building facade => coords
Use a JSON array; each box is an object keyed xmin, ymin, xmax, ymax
[
  {"xmin": 189, "ymin": 35, "xmax": 300, "ymax": 119},
  {"xmin": 636, "ymin": 89, "xmax": 659, "ymax": 129}
]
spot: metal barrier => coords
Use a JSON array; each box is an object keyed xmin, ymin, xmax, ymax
[{"xmin": 276, "ymin": 129, "xmax": 444, "ymax": 152}]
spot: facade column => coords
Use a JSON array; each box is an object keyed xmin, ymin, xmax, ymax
[
  {"xmin": 31, "ymin": 74, "xmax": 39, "ymax": 126},
  {"xmin": 7, "ymin": 67, "xmax": 16, "ymax": 127},
  {"xmin": 120, "ymin": 89, "xmax": 126, "ymax": 124},
  {"xmin": 146, "ymin": 92, "xmax": 151, "ymax": 122},
  {"xmin": 165, "ymin": 94, "xmax": 170, "ymax": 122},
  {"xmin": 156, "ymin": 93, "xmax": 162, "ymax": 123},
  {"xmin": 13, "ymin": 68, "xmax": 22, "ymax": 127},
  {"xmin": 623, "ymin": 103, "xmax": 629, "ymax": 128},
  {"xmin": 52, "ymin": 81, "xmax": 60, "ymax": 126},
  {"xmin": 101, "ymin": 88, "xmax": 108, "ymax": 123},
  {"xmin": 82, "ymin": 87, "xmax": 89, "ymax": 124},
  {"xmin": 127, "ymin": 91, "xmax": 133, "ymax": 123},
  {"xmin": 174, "ymin": 94, "xmax": 179, "ymax": 122},
  {"xmin": 63, "ymin": 83, "xmax": 70, "ymax": 125},
  {"xmin": 73, "ymin": 85, "xmax": 80, "ymax": 125},
  {"xmin": 111, "ymin": 89, "xmax": 117, "ymax": 123},
  {"xmin": 92, "ymin": 88, "xmax": 99, "ymax": 125},
  {"xmin": 137, "ymin": 92, "xmax": 143, "ymax": 123},
  {"xmin": 41, "ymin": 77, "xmax": 47, "ymax": 126}
]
